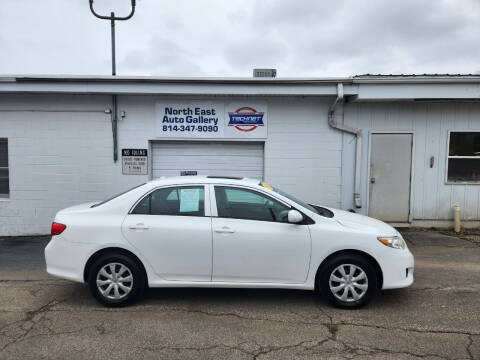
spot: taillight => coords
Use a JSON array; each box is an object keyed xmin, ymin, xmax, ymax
[{"xmin": 51, "ymin": 222, "xmax": 67, "ymax": 236}]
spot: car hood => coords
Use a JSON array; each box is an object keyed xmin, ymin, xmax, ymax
[{"xmin": 326, "ymin": 208, "xmax": 397, "ymax": 236}]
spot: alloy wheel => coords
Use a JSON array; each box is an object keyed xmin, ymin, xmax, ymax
[
  {"xmin": 329, "ymin": 264, "xmax": 368, "ymax": 302},
  {"xmin": 96, "ymin": 262, "xmax": 133, "ymax": 300}
]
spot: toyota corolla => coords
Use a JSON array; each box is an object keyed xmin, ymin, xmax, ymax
[{"xmin": 45, "ymin": 176, "xmax": 414, "ymax": 308}]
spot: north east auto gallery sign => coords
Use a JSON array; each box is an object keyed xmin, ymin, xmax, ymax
[{"xmin": 155, "ymin": 101, "xmax": 268, "ymax": 139}]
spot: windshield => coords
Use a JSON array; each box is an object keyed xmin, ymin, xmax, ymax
[
  {"xmin": 271, "ymin": 187, "xmax": 319, "ymax": 214},
  {"xmin": 264, "ymin": 184, "xmax": 334, "ymax": 218},
  {"xmin": 91, "ymin": 183, "xmax": 146, "ymax": 208}
]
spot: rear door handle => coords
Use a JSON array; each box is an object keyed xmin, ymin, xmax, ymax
[{"xmin": 215, "ymin": 226, "xmax": 235, "ymax": 234}]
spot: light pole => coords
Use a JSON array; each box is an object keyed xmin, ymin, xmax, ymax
[
  {"xmin": 88, "ymin": 0, "xmax": 136, "ymax": 162},
  {"xmin": 89, "ymin": 0, "xmax": 136, "ymax": 76}
]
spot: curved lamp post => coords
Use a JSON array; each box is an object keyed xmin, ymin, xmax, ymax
[
  {"xmin": 89, "ymin": 0, "xmax": 136, "ymax": 76},
  {"xmin": 88, "ymin": 0, "xmax": 136, "ymax": 162}
]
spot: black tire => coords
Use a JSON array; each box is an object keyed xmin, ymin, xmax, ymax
[
  {"xmin": 88, "ymin": 253, "xmax": 146, "ymax": 307},
  {"xmin": 318, "ymin": 254, "xmax": 378, "ymax": 309}
]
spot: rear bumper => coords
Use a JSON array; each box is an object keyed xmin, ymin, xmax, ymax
[
  {"xmin": 45, "ymin": 236, "xmax": 87, "ymax": 283},
  {"xmin": 379, "ymin": 248, "xmax": 414, "ymax": 290}
]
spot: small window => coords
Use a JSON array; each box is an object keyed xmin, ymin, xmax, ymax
[
  {"xmin": 447, "ymin": 132, "xmax": 480, "ymax": 183},
  {"xmin": 132, "ymin": 186, "xmax": 205, "ymax": 217},
  {"xmin": 0, "ymin": 139, "xmax": 9, "ymax": 198},
  {"xmin": 215, "ymin": 186, "xmax": 291, "ymax": 222}
]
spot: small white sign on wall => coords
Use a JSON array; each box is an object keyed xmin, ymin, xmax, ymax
[
  {"xmin": 155, "ymin": 101, "xmax": 267, "ymax": 139},
  {"xmin": 122, "ymin": 149, "xmax": 148, "ymax": 175}
]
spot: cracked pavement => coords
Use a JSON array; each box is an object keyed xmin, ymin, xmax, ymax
[{"xmin": 0, "ymin": 231, "xmax": 479, "ymax": 359}]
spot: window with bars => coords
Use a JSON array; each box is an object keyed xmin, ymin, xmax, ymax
[
  {"xmin": 447, "ymin": 132, "xmax": 480, "ymax": 183},
  {"xmin": 0, "ymin": 139, "xmax": 8, "ymax": 197}
]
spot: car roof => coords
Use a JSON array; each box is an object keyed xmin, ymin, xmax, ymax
[{"xmin": 147, "ymin": 175, "xmax": 262, "ymax": 187}]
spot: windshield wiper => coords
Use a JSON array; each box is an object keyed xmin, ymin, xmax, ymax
[{"xmin": 309, "ymin": 204, "xmax": 334, "ymax": 218}]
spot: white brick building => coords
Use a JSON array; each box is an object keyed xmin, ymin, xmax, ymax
[{"xmin": 1, "ymin": 75, "xmax": 480, "ymax": 235}]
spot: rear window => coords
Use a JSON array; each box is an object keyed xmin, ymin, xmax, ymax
[{"xmin": 91, "ymin": 183, "xmax": 146, "ymax": 208}]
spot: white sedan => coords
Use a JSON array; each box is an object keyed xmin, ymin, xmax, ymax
[{"xmin": 45, "ymin": 176, "xmax": 414, "ymax": 308}]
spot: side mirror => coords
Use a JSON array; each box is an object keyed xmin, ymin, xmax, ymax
[{"xmin": 288, "ymin": 209, "xmax": 304, "ymax": 224}]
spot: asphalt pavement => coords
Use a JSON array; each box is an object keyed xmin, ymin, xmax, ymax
[{"xmin": 0, "ymin": 231, "xmax": 479, "ymax": 359}]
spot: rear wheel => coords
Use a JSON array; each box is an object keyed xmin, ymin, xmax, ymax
[
  {"xmin": 318, "ymin": 254, "xmax": 378, "ymax": 309},
  {"xmin": 88, "ymin": 253, "xmax": 146, "ymax": 307}
]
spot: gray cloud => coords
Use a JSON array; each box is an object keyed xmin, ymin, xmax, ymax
[
  {"xmin": 249, "ymin": 0, "xmax": 480, "ymax": 75},
  {"xmin": 1, "ymin": 0, "xmax": 480, "ymax": 77},
  {"xmin": 224, "ymin": 37, "xmax": 288, "ymax": 69},
  {"xmin": 122, "ymin": 36, "xmax": 204, "ymax": 76}
]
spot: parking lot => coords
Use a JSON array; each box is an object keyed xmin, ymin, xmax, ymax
[{"xmin": 0, "ymin": 230, "xmax": 479, "ymax": 360}]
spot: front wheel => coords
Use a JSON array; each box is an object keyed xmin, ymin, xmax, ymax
[
  {"xmin": 88, "ymin": 253, "xmax": 146, "ymax": 307},
  {"xmin": 318, "ymin": 254, "xmax": 378, "ymax": 309}
]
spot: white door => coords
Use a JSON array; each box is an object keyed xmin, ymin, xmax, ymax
[
  {"xmin": 152, "ymin": 141, "xmax": 264, "ymax": 179},
  {"xmin": 211, "ymin": 185, "xmax": 311, "ymax": 283},
  {"xmin": 369, "ymin": 133, "xmax": 413, "ymax": 222},
  {"xmin": 121, "ymin": 185, "xmax": 212, "ymax": 281}
]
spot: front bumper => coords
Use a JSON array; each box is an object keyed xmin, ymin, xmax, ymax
[{"xmin": 379, "ymin": 247, "xmax": 414, "ymax": 290}]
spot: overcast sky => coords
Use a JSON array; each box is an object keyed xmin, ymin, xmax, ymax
[{"xmin": 1, "ymin": 0, "xmax": 480, "ymax": 77}]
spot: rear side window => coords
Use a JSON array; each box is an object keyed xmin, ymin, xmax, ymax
[{"xmin": 132, "ymin": 186, "xmax": 205, "ymax": 217}]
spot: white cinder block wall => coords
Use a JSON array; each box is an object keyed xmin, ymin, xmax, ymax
[
  {"xmin": 0, "ymin": 94, "xmax": 342, "ymax": 236},
  {"xmin": 263, "ymin": 97, "xmax": 342, "ymax": 206},
  {"xmin": 0, "ymin": 94, "xmax": 137, "ymax": 235}
]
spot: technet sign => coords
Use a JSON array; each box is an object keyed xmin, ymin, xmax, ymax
[
  {"xmin": 224, "ymin": 102, "xmax": 267, "ymax": 138},
  {"xmin": 156, "ymin": 101, "xmax": 268, "ymax": 139},
  {"xmin": 228, "ymin": 107, "xmax": 265, "ymax": 132}
]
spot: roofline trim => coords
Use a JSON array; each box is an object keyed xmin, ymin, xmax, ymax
[
  {"xmin": 7, "ymin": 75, "xmax": 354, "ymax": 85},
  {"xmin": 3, "ymin": 74, "xmax": 480, "ymax": 85},
  {"xmin": 2, "ymin": 74, "xmax": 480, "ymax": 99}
]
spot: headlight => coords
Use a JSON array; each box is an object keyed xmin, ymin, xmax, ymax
[{"xmin": 377, "ymin": 236, "xmax": 405, "ymax": 249}]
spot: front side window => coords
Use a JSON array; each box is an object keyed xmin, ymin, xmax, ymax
[
  {"xmin": 0, "ymin": 139, "xmax": 9, "ymax": 198},
  {"xmin": 448, "ymin": 132, "xmax": 480, "ymax": 183},
  {"xmin": 215, "ymin": 186, "xmax": 290, "ymax": 222},
  {"xmin": 132, "ymin": 186, "xmax": 205, "ymax": 217}
]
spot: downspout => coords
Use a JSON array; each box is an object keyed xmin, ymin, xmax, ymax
[
  {"xmin": 111, "ymin": 95, "xmax": 118, "ymax": 162},
  {"xmin": 328, "ymin": 83, "xmax": 362, "ymax": 208}
]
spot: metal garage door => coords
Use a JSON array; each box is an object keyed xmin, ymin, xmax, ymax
[{"xmin": 152, "ymin": 141, "xmax": 264, "ymax": 179}]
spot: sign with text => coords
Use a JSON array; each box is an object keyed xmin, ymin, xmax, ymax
[
  {"xmin": 179, "ymin": 188, "xmax": 200, "ymax": 212},
  {"xmin": 225, "ymin": 102, "xmax": 267, "ymax": 138},
  {"xmin": 122, "ymin": 149, "xmax": 148, "ymax": 175},
  {"xmin": 155, "ymin": 101, "xmax": 267, "ymax": 139}
]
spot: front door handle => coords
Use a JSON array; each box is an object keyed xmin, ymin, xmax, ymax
[
  {"xmin": 370, "ymin": 177, "xmax": 376, "ymax": 184},
  {"xmin": 129, "ymin": 223, "xmax": 149, "ymax": 231},
  {"xmin": 215, "ymin": 226, "xmax": 235, "ymax": 234}
]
